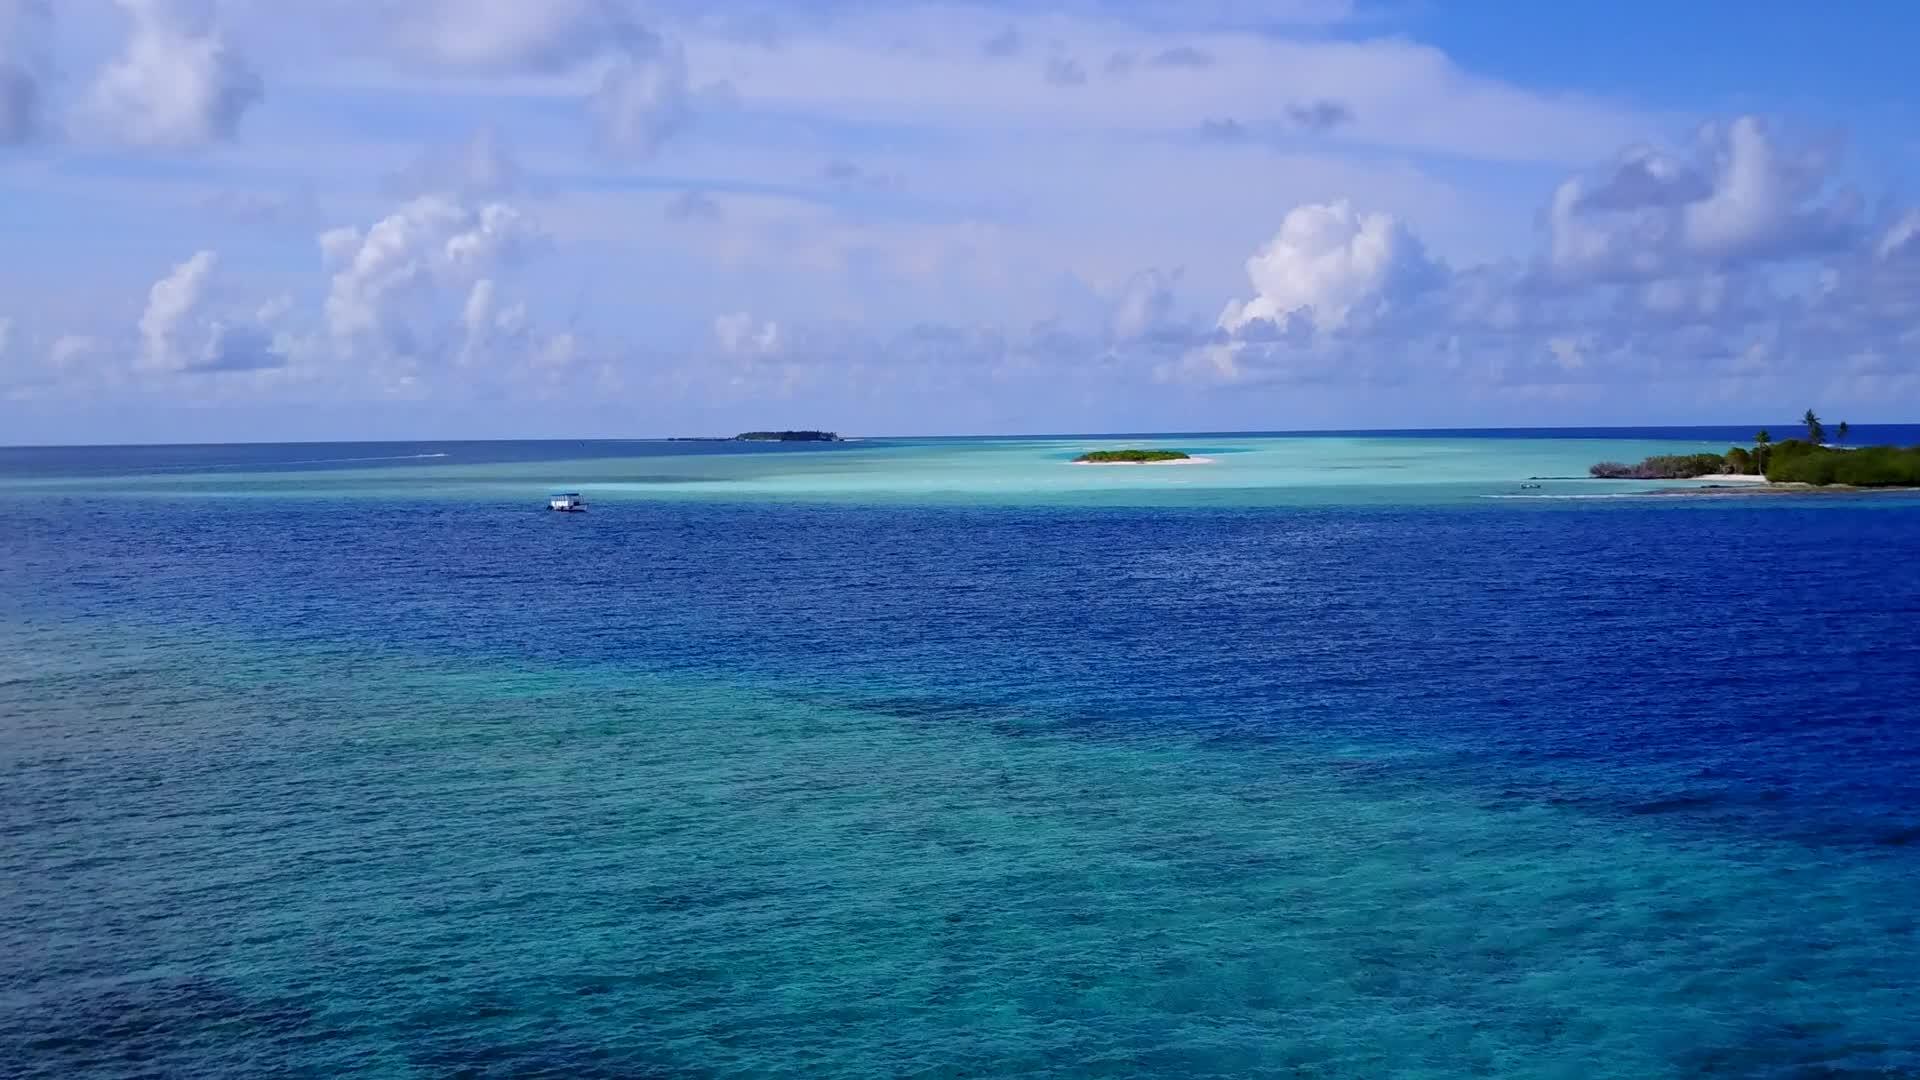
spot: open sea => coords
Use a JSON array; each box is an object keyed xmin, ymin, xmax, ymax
[{"xmin": 4, "ymin": 429, "xmax": 1920, "ymax": 1079}]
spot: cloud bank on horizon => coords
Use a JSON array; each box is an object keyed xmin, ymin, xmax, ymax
[{"xmin": 0, "ymin": 0, "xmax": 1917, "ymax": 441}]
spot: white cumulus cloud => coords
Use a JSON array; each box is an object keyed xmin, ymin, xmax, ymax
[
  {"xmin": 320, "ymin": 196, "xmax": 546, "ymax": 371},
  {"xmin": 1877, "ymin": 211, "xmax": 1920, "ymax": 262},
  {"xmin": 84, "ymin": 0, "xmax": 263, "ymax": 148},
  {"xmin": 138, "ymin": 250, "xmax": 285, "ymax": 372},
  {"xmin": 458, "ymin": 278, "xmax": 529, "ymax": 367},
  {"xmin": 140, "ymin": 250, "xmax": 217, "ymax": 370},
  {"xmin": 1546, "ymin": 116, "xmax": 1858, "ymax": 282},
  {"xmin": 1155, "ymin": 114, "xmax": 1920, "ymax": 400},
  {"xmin": 374, "ymin": 0, "xmax": 712, "ymax": 160},
  {"xmin": 1219, "ymin": 200, "xmax": 1438, "ymax": 334}
]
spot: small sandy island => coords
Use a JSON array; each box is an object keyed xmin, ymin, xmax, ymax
[{"xmin": 1072, "ymin": 449, "xmax": 1216, "ymax": 466}]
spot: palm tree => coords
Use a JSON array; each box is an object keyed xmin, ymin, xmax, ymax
[
  {"xmin": 1803, "ymin": 409, "xmax": 1826, "ymax": 445},
  {"xmin": 1837, "ymin": 420, "xmax": 1850, "ymax": 446},
  {"xmin": 1754, "ymin": 429, "xmax": 1771, "ymax": 475}
]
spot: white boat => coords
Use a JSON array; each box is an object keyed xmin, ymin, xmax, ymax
[{"xmin": 548, "ymin": 492, "xmax": 586, "ymax": 512}]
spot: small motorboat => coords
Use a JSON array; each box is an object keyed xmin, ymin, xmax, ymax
[{"xmin": 547, "ymin": 492, "xmax": 587, "ymax": 512}]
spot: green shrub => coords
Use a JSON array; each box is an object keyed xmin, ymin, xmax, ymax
[
  {"xmin": 1724, "ymin": 446, "xmax": 1754, "ymax": 474},
  {"xmin": 1764, "ymin": 443, "xmax": 1920, "ymax": 486},
  {"xmin": 1588, "ymin": 453, "xmax": 1727, "ymax": 479},
  {"xmin": 1075, "ymin": 449, "xmax": 1191, "ymax": 463}
]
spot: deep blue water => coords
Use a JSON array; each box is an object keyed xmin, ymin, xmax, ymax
[{"xmin": 4, "ymin": 437, "xmax": 1920, "ymax": 1077}]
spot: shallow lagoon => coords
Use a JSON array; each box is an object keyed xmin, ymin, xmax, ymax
[{"xmin": 3, "ymin": 432, "xmax": 1895, "ymax": 508}]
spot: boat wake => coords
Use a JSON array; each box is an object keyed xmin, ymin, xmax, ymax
[
  {"xmin": 145, "ymin": 452, "xmax": 451, "ymax": 472},
  {"xmin": 1480, "ymin": 492, "xmax": 1661, "ymax": 500}
]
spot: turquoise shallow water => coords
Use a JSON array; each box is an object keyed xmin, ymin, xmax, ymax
[
  {"xmin": 2, "ymin": 432, "xmax": 1873, "ymax": 506},
  {"xmin": 4, "ymin": 433, "xmax": 1920, "ymax": 1077}
]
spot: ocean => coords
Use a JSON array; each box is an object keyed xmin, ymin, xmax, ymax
[{"xmin": 3, "ymin": 430, "xmax": 1919, "ymax": 1078}]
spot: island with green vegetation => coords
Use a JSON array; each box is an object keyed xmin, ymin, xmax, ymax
[
  {"xmin": 734, "ymin": 431, "xmax": 843, "ymax": 442},
  {"xmin": 1588, "ymin": 411, "xmax": 1920, "ymax": 489},
  {"xmin": 1074, "ymin": 449, "xmax": 1192, "ymax": 464},
  {"xmin": 1765, "ymin": 440, "xmax": 1920, "ymax": 486},
  {"xmin": 1589, "ymin": 453, "xmax": 1734, "ymax": 480}
]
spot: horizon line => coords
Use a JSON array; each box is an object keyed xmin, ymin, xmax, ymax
[{"xmin": 4, "ymin": 422, "xmax": 1911, "ymax": 452}]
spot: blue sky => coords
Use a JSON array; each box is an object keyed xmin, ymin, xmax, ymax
[{"xmin": 1, "ymin": 0, "xmax": 1917, "ymax": 442}]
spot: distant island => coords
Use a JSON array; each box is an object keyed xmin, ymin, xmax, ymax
[
  {"xmin": 735, "ymin": 431, "xmax": 842, "ymax": 442},
  {"xmin": 1589, "ymin": 412, "xmax": 1920, "ymax": 488},
  {"xmin": 671, "ymin": 431, "xmax": 846, "ymax": 443},
  {"xmin": 1074, "ymin": 449, "xmax": 1191, "ymax": 464}
]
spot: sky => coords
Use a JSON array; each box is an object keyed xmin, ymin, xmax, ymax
[{"xmin": 1, "ymin": 0, "xmax": 1918, "ymax": 442}]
